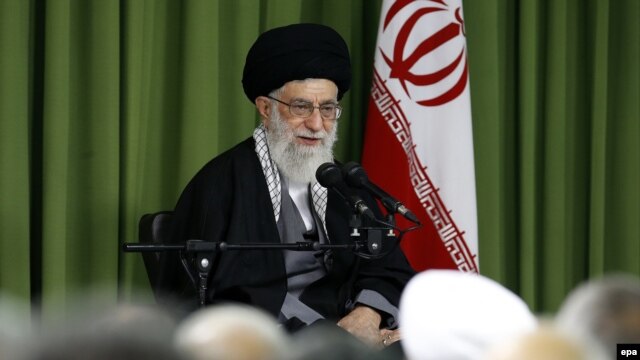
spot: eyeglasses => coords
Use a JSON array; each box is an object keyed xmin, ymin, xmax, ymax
[{"xmin": 267, "ymin": 96, "xmax": 342, "ymax": 120}]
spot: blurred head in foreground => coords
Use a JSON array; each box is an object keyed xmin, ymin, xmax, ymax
[
  {"xmin": 485, "ymin": 323, "xmax": 592, "ymax": 360},
  {"xmin": 174, "ymin": 303, "xmax": 291, "ymax": 360},
  {"xmin": 399, "ymin": 270, "xmax": 538, "ymax": 360},
  {"xmin": 0, "ymin": 292, "xmax": 31, "ymax": 360},
  {"xmin": 555, "ymin": 273, "xmax": 640, "ymax": 358},
  {"xmin": 29, "ymin": 302, "xmax": 182, "ymax": 360},
  {"xmin": 290, "ymin": 321, "xmax": 394, "ymax": 360}
]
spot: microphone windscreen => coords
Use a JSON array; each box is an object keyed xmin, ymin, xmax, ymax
[
  {"xmin": 342, "ymin": 162, "xmax": 368, "ymax": 188},
  {"xmin": 315, "ymin": 162, "xmax": 342, "ymax": 187}
]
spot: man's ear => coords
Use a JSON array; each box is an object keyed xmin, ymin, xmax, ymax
[{"xmin": 255, "ymin": 96, "xmax": 271, "ymax": 126}]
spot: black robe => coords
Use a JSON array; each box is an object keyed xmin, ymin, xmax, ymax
[{"xmin": 157, "ymin": 137, "xmax": 415, "ymax": 325}]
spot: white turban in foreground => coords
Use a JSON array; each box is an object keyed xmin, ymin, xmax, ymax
[{"xmin": 399, "ymin": 270, "xmax": 537, "ymax": 360}]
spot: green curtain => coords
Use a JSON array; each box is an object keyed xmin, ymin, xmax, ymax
[
  {"xmin": 1, "ymin": 0, "xmax": 638, "ymax": 321},
  {"xmin": 466, "ymin": 0, "xmax": 639, "ymax": 312}
]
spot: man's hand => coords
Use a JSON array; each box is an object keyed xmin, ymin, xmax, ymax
[
  {"xmin": 336, "ymin": 305, "xmax": 383, "ymax": 348},
  {"xmin": 380, "ymin": 328, "xmax": 401, "ymax": 347}
]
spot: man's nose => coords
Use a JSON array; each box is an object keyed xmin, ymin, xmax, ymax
[{"xmin": 304, "ymin": 109, "xmax": 324, "ymax": 131}]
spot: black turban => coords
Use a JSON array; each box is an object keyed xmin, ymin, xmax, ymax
[{"xmin": 242, "ymin": 23, "xmax": 351, "ymax": 103}]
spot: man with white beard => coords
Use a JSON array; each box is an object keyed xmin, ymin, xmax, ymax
[{"xmin": 160, "ymin": 23, "xmax": 414, "ymax": 348}]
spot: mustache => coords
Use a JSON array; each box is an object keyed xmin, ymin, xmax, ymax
[{"xmin": 294, "ymin": 129, "xmax": 327, "ymax": 139}]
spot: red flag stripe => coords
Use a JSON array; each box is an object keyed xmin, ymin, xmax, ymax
[{"xmin": 365, "ymin": 68, "xmax": 478, "ymax": 273}]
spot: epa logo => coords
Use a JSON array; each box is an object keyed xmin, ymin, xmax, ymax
[{"xmin": 618, "ymin": 344, "xmax": 640, "ymax": 359}]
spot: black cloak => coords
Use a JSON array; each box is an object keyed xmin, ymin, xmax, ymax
[{"xmin": 157, "ymin": 138, "xmax": 415, "ymax": 327}]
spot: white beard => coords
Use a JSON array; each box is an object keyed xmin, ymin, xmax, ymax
[{"xmin": 265, "ymin": 108, "xmax": 337, "ymax": 184}]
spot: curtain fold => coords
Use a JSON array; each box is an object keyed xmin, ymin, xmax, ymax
[
  {"xmin": 0, "ymin": 0, "xmax": 638, "ymax": 318},
  {"xmin": 603, "ymin": 0, "xmax": 639, "ymax": 273},
  {"xmin": 0, "ymin": 0, "xmax": 32, "ymax": 304},
  {"xmin": 587, "ymin": 0, "xmax": 610, "ymax": 277},
  {"xmin": 39, "ymin": 0, "xmax": 121, "ymax": 317},
  {"xmin": 517, "ymin": 0, "xmax": 544, "ymax": 309}
]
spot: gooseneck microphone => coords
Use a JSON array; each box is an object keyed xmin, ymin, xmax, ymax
[
  {"xmin": 316, "ymin": 162, "xmax": 376, "ymax": 220},
  {"xmin": 342, "ymin": 162, "xmax": 421, "ymax": 224}
]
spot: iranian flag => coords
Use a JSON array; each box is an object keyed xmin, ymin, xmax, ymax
[{"xmin": 362, "ymin": 0, "xmax": 478, "ymax": 272}]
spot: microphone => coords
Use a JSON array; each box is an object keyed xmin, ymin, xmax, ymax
[
  {"xmin": 316, "ymin": 162, "xmax": 376, "ymax": 220},
  {"xmin": 342, "ymin": 162, "xmax": 421, "ymax": 224}
]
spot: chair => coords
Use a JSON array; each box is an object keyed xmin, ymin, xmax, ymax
[{"xmin": 138, "ymin": 211, "xmax": 174, "ymax": 298}]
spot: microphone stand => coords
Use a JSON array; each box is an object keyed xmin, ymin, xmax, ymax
[
  {"xmin": 123, "ymin": 190, "xmax": 398, "ymax": 307},
  {"xmin": 122, "ymin": 240, "xmax": 374, "ymax": 307},
  {"xmin": 346, "ymin": 211, "xmax": 397, "ymax": 259}
]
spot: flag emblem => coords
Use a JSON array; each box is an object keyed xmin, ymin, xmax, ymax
[{"xmin": 380, "ymin": 0, "xmax": 468, "ymax": 107}]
